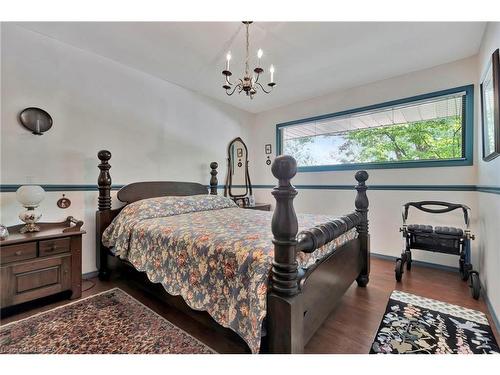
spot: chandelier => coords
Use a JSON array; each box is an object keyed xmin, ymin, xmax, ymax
[{"xmin": 222, "ymin": 21, "xmax": 276, "ymax": 99}]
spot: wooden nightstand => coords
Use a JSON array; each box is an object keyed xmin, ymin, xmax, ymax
[
  {"xmin": 242, "ymin": 203, "xmax": 271, "ymax": 211},
  {"xmin": 0, "ymin": 217, "xmax": 85, "ymax": 311}
]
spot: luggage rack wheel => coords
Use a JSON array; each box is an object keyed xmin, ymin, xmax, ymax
[
  {"xmin": 395, "ymin": 258, "xmax": 403, "ymax": 282},
  {"xmin": 459, "ymin": 237, "xmax": 473, "ymax": 281},
  {"xmin": 459, "ymin": 259, "xmax": 472, "ymax": 281},
  {"xmin": 469, "ymin": 271, "xmax": 480, "ymax": 300},
  {"xmin": 405, "ymin": 250, "xmax": 412, "ymax": 270}
]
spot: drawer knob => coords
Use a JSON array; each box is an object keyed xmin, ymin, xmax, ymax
[{"xmin": 15, "ymin": 250, "xmax": 22, "ymax": 256}]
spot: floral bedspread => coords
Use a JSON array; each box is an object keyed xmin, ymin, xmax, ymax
[{"xmin": 102, "ymin": 195, "xmax": 357, "ymax": 353}]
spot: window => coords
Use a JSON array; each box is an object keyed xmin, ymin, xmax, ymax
[{"xmin": 276, "ymin": 85, "xmax": 474, "ymax": 171}]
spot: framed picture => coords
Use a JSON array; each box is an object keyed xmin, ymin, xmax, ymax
[
  {"xmin": 265, "ymin": 144, "xmax": 272, "ymax": 154},
  {"xmin": 481, "ymin": 48, "xmax": 500, "ymax": 161}
]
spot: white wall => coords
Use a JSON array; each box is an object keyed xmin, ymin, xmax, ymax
[
  {"xmin": 476, "ymin": 22, "xmax": 500, "ymax": 324},
  {"xmin": 247, "ymin": 56, "xmax": 479, "ymax": 267},
  {"xmin": 0, "ymin": 24, "xmax": 253, "ymax": 273}
]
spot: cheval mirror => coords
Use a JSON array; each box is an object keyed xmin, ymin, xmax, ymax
[{"xmin": 224, "ymin": 137, "xmax": 253, "ymax": 206}]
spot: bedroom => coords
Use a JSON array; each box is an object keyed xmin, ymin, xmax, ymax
[{"xmin": 1, "ymin": 0, "xmax": 500, "ymax": 371}]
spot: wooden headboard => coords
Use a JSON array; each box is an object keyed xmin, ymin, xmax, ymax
[
  {"xmin": 117, "ymin": 181, "xmax": 209, "ymax": 204},
  {"xmin": 95, "ymin": 150, "xmax": 219, "ymax": 279}
]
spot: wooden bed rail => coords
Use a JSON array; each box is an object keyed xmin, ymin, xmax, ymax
[
  {"xmin": 268, "ymin": 155, "xmax": 369, "ymax": 353},
  {"xmin": 296, "ymin": 212, "xmax": 363, "ymax": 253}
]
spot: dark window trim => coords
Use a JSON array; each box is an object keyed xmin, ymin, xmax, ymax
[{"xmin": 275, "ymin": 85, "xmax": 474, "ymax": 172}]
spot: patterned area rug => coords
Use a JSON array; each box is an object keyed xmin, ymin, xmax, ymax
[
  {"xmin": 370, "ymin": 291, "xmax": 499, "ymax": 354},
  {"xmin": 0, "ymin": 288, "xmax": 214, "ymax": 354}
]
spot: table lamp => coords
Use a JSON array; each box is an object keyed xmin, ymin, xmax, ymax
[{"xmin": 16, "ymin": 185, "xmax": 45, "ymax": 233}]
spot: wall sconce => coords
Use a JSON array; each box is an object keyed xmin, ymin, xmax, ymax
[{"xmin": 19, "ymin": 107, "xmax": 53, "ymax": 135}]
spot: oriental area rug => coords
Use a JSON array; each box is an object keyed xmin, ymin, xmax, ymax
[
  {"xmin": 0, "ymin": 288, "xmax": 214, "ymax": 354},
  {"xmin": 370, "ymin": 290, "xmax": 499, "ymax": 354}
]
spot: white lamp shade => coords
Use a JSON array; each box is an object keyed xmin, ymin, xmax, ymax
[{"xmin": 16, "ymin": 185, "xmax": 45, "ymax": 207}]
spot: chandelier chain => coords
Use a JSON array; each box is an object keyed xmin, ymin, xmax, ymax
[{"xmin": 245, "ymin": 23, "xmax": 250, "ymax": 76}]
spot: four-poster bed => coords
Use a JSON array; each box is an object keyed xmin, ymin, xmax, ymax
[{"xmin": 95, "ymin": 150, "xmax": 370, "ymax": 353}]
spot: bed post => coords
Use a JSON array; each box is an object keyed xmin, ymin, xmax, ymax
[
  {"xmin": 354, "ymin": 170, "xmax": 370, "ymax": 287},
  {"xmin": 96, "ymin": 150, "xmax": 112, "ymax": 280},
  {"xmin": 209, "ymin": 162, "xmax": 218, "ymax": 195},
  {"xmin": 268, "ymin": 155, "xmax": 303, "ymax": 353}
]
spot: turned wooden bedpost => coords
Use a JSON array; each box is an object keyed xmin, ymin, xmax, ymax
[
  {"xmin": 97, "ymin": 150, "xmax": 112, "ymax": 210},
  {"xmin": 354, "ymin": 170, "xmax": 370, "ymax": 287},
  {"xmin": 209, "ymin": 162, "xmax": 218, "ymax": 195},
  {"xmin": 268, "ymin": 155, "xmax": 303, "ymax": 353},
  {"xmin": 96, "ymin": 150, "xmax": 112, "ymax": 280}
]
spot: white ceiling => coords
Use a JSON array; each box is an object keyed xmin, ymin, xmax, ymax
[{"xmin": 15, "ymin": 22, "xmax": 486, "ymax": 114}]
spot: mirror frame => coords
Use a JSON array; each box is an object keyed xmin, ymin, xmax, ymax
[
  {"xmin": 481, "ymin": 48, "xmax": 500, "ymax": 161},
  {"xmin": 224, "ymin": 137, "xmax": 253, "ymax": 199}
]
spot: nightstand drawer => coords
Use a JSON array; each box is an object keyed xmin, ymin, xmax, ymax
[
  {"xmin": 39, "ymin": 238, "xmax": 71, "ymax": 257},
  {"xmin": 17, "ymin": 266, "xmax": 60, "ymax": 293},
  {"xmin": 0, "ymin": 243, "xmax": 37, "ymax": 264},
  {"xmin": 1, "ymin": 255, "xmax": 72, "ymax": 307}
]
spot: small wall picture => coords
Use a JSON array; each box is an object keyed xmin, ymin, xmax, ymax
[
  {"xmin": 481, "ymin": 48, "xmax": 500, "ymax": 161},
  {"xmin": 57, "ymin": 194, "xmax": 71, "ymax": 209},
  {"xmin": 234, "ymin": 197, "xmax": 249, "ymax": 207},
  {"xmin": 265, "ymin": 144, "xmax": 272, "ymax": 154},
  {"xmin": 237, "ymin": 148, "xmax": 243, "ymax": 158}
]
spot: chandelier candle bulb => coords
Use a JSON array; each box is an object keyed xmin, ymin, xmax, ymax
[
  {"xmin": 270, "ymin": 65, "xmax": 275, "ymax": 83},
  {"xmin": 226, "ymin": 52, "xmax": 231, "ymax": 70}
]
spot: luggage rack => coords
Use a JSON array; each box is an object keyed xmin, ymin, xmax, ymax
[{"xmin": 396, "ymin": 201, "xmax": 480, "ymax": 299}]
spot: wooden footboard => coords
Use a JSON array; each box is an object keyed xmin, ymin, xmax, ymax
[
  {"xmin": 268, "ymin": 156, "xmax": 369, "ymax": 353},
  {"xmin": 301, "ymin": 238, "xmax": 362, "ymax": 344}
]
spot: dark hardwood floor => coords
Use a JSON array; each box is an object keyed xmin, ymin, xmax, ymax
[{"xmin": 1, "ymin": 257, "xmax": 498, "ymax": 353}]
